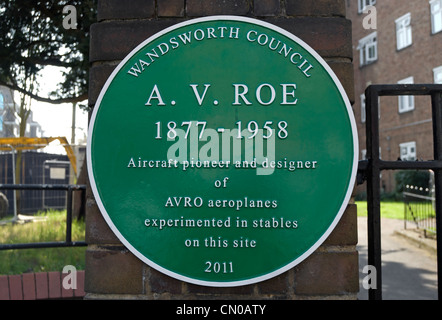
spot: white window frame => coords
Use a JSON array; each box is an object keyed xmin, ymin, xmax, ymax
[
  {"xmin": 358, "ymin": 0, "xmax": 377, "ymax": 14},
  {"xmin": 360, "ymin": 92, "xmax": 381, "ymax": 121},
  {"xmin": 396, "ymin": 13, "xmax": 412, "ymax": 50},
  {"xmin": 434, "ymin": 66, "xmax": 442, "ymax": 84},
  {"xmin": 361, "ymin": 149, "xmax": 367, "ymax": 161},
  {"xmin": 398, "ymin": 76, "xmax": 415, "ymax": 113},
  {"xmin": 361, "ymin": 148, "xmax": 382, "ymax": 160},
  {"xmin": 430, "ymin": 0, "xmax": 442, "ymax": 34},
  {"xmin": 399, "ymin": 141, "xmax": 417, "ymax": 161},
  {"xmin": 360, "ymin": 94, "xmax": 366, "ymax": 123},
  {"xmin": 358, "ymin": 32, "xmax": 378, "ymax": 66}
]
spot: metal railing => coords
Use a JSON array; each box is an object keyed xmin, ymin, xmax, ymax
[
  {"xmin": 404, "ymin": 186, "xmax": 436, "ymax": 237},
  {"xmin": 0, "ymin": 184, "xmax": 86, "ymax": 250},
  {"xmin": 357, "ymin": 84, "xmax": 442, "ymax": 300}
]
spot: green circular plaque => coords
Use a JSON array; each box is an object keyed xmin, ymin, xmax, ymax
[{"xmin": 87, "ymin": 16, "xmax": 358, "ymax": 287}]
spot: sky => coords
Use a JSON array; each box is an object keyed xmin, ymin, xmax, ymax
[{"xmin": 31, "ymin": 66, "xmax": 89, "ymax": 146}]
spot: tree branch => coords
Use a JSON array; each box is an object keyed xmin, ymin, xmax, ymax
[
  {"xmin": 27, "ymin": 57, "xmax": 74, "ymax": 68},
  {"xmin": 0, "ymin": 79, "xmax": 87, "ymax": 104},
  {"xmin": 4, "ymin": 54, "xmax": 74, "ymax": 68}
]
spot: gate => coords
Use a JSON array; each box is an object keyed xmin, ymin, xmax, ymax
[{"xmin": 357, "ymin": 84, "xmax": 442, "ymax": 300}]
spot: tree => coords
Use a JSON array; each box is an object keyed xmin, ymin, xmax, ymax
[
  {"xmin": 0, "ymin": 1, "xmax": 95, "ymax": 216},
  {"xmin": 0, "ymin": 0, "xmax": 96, "ymax": 106}
]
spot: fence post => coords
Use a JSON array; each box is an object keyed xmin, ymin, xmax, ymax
[
  {"xmin": 66, "ymin": 186, "xmax": 73, "ymax": 245},
  {"xmin": 365, "ymin": 85, "xmax": 383, "ymax": 300},
  {"xmin": 431, "ymin": 90, "xmax": 442, "ymax": 299},
  {"xmin": 404, "ymin": 193, "xmax": 407, "ymax": 230}
]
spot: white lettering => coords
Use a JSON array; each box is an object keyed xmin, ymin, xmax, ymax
[
  {"xmin": 256, "ymin": 83, "xmax": 276, "ymax": 105},
  {"xmin": 127, "ymin": 63, "xmax": 143, "ymax": 77},
  {"xmin": 194, "ymin": 29, "xmax": 205, "ymax": 41},
  {"xmin": 281, "ymin": 84, "xmax": 298, "ymax": 105},
  {"xmin": 220, "ymin": 304, "xmax": 266, "ymax": 315},
  {"xmin": 178, "ymin": 31, "xmax": 192, "ymax": 44},
  {"xmin": 246, "ymin": 30, "xmax": 258, "ymax": 42},
  {"xmin": 232, "ymin": 84, "xmax": 252, "ymax": 105},
  {"xmin": 176, "ymin": 304, "xmax": 210, "ymax": 317},
  {"xmin": 229, "ymin": 27, "xmax": 240, "ymax": 39},
  {"xmin": 145, "ymin": 84, "xmax": 166, "ymax": 106},
  {"xmin": 190, "ymin": 84, "xmax": 211, "ymax": 106}
]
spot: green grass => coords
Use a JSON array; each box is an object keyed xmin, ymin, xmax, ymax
[
  {"xmin": 0, "ymin": 210, "xmax": 86, "ymax": 275},
  {"xmin": 355, "ymin": 201, "xmax": 406, "ymax": 220}
]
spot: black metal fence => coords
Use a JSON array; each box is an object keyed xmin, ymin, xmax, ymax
[
  {"xmin": 403, "ymin": 185, "xmax": 436, "ymax": 237},
  {"xmin": 0, "ymin": 184, "xmax": 86, "ymax": 250},
  {"xmin": 0, "ymin": 151, "xmax": 73, "ymax": 216},
  {"xmin": 357, "ymin": 84, "xmax": 442, "ymax": 300}
]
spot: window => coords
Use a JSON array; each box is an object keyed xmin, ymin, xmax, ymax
[
  {"xmin": 396, "ymin": 13, "xmax": 412, "ymax": 50},
  {"xmin": 398, "ymin": 77, "xmax": 415, "ymax": 113},
  {"xmin": 358, "ymin": 32, "xmax": 378, "ymax": 66},
  {"xmin": 361, "ymin": 149, "xmax": 382, "ymax": 160},
  {"xmin": 358, "ymin": 0, "xmax": 376, "ymax": 13},
  {"xmin": 430, "ymin": 0, "xmax": 442, "ymax": 34},
  {"xmin": 361, "ymin": 149, "xmax": 367, "ymax": 161},
  {"xmin": 360, "ymin": 91, "xmax": 381, "ymax": 121},
  {"xmin": 399, "ymin": 142, "xmax": 416, "ymax": 161},
  {"xmin": 360, "ymin": 94, "xmax": 366, "ymax": 123},
  {"xmin": 434, "ymin": 66, "xmax": 442, "ymax": 84}
]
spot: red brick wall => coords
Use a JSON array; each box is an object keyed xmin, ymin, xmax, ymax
[
  {"xmin": 86, "ymin": 0, "xmax": 359, "ymax": 299},
  {"xmin": 0, "ymin": 271, "xmax": 85, "ymax": 300}
]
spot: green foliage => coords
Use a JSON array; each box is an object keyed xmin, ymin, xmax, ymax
[
  {"xmin": 356, "ymin": 201, "xmax": 405, "ymax": 220},
  {"xmin": 0, "ymin": 0, "xmax": 96, "ymax": 105},
  {"xmin": 0, "ymin": 210, "xmax": 85, "ymax": 275}
]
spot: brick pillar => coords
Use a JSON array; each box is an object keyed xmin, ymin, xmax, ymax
[{"xmin": 86, "ymin": 0, "xmax": 358, "ymax": 299}]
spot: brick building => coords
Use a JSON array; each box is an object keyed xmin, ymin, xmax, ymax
[{"xmin": 347, "ymin": 0, "xmax": 442, "ymax": 194}]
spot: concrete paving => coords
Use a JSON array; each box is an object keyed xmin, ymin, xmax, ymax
[{"xmin": 357, "ymin": 217, "xmax": 438, "ymax": 300}]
